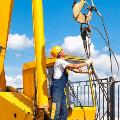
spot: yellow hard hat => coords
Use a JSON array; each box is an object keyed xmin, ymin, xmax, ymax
[{"xmin": 51, "ymin": 46, "xmax": 62, "ymax": 58}]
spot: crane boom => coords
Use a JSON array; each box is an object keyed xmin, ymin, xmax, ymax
[{"xmin": 0, "ymin": 0, "xmax": 13, "ymax": 91}]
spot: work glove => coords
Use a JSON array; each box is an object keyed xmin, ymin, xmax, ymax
[
  {"xmin": 85, "ymin": 58, "xmax": 93, "ymax": 66},
  {"xmin": 88, "ymin": 68, "xmax": 95, "ymax": 74}
]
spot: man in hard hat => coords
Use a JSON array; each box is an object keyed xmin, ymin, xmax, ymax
[{"xmin": 50, "ymin": 46, "xmax": 92, "ymax": 120}]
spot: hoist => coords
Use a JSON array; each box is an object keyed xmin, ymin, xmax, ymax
[{"xmin": 71, "ymin": 0, "xmax": 119, "ymax": 120}]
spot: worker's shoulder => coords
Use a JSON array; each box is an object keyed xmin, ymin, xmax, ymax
[
  {"xmin": 56, "ymin": 58, "xmax": 65, "ymax": 62},
  {"xmin": 55, "ymin": 58, "xmax": 66, "ymax": 63}
]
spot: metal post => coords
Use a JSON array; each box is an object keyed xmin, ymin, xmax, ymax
[
  {"xmin": 118, "ymin": 86, "xmax": 120, "ymax": 120},
  {"xmin": 107, "ymin": 77, "xmax": 110, "ymax": 120},
  {"xmin": 110, "ymin": 80, "xmax": 115, "ymax": 120}
]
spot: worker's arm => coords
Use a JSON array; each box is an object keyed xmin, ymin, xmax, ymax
[
  {"xmin": 66, "ymin": 59, "xmax": 92, "ymax": 69},
  {"xmin": 66, "ymin": 62, "xmax": 86, "ymax": 69},
  {"xmin": 69, "ymin": 68, "xmax": 91, "ymax": 74},
  {"xmin": 68, "ymin": 68, "xmax": 82, "ymax": 73}
]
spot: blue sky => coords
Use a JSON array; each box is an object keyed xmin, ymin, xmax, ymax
[
  {"xmin": 5, "ymin": 0, "xmax": 120, "ymax": 77},
  {"xmin": 9, "ymin": 0, "xmax": 120, "ymax": 51}
]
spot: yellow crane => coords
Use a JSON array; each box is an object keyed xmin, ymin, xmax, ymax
[{"xmin": 0, "ymin": 0, "xmax": 96, "ymax": 119}]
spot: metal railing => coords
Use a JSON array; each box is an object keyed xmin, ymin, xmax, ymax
[
  {"xmin": 67, "ymin": 80, "xmax": 94, "ymax": 107},
  {"xmin": 16, "ymin": 88, "xmax": 23, "ymax": 92},
  {"xmin": 110, "ymin": 81, "xmax": 120, "ymax": 120},
  {"xmin": 68, "ymin": 77, "xmax": 120, "ymax": 120}
]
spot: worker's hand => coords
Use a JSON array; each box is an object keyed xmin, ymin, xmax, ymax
[
  {"xmin": 88, "ymin": 69, "xmax": 94, "ymax": 74},
  {"xmin": 85, "ymin": 58, "xmax": 93, "ymax": 66},
  {"xmin": 78, "ymin": 68, "xmax": 82, "ymax": 73}
]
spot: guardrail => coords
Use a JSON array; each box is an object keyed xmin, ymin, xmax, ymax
[{"xmin": 68, "ymin": 77, "xmax": 120, "ymax": 120}]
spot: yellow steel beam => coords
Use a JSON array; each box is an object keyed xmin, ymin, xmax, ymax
[
  {"xmin": 23, "ymin": 58, "xmax": 56, "ymax": 71},
  {"xmin": 67, "ymin": 107, "xmax": 96, "ymax": 120},
  {"xmin": 0, "ymin": 0, "xmax": 13, "ymax": 76},
  {"xmin": 23, "ymin": 67, "xmax": 35, "ymax": 100},
  {"xmin": 0, "ymin": 92, "xmax": 34, "ymax": 120},
  {"xmin": 0, "ymin": 67, "xmax": 6, "ymax": 91},
  {"xmin": 32, "ymin": 0, "xmax": 48, "ymax": 108}
]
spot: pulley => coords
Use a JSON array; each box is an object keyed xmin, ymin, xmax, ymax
[{"xmin": 73, "ymin": 0, "xmax": 92, "ymax": 24}]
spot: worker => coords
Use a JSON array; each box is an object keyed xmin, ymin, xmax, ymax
[{"xmin": 50, "ymin": 46, "xmax": 92, "ymax": 120}]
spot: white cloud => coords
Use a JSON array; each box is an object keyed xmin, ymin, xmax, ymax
[
  {"xmin": 102, "ymin": 46, "xmax": 109, "ymax": 52},
  {"xmin": 6, "ymin": 34, "xmax": 120, "ymax": 89},
  {"xmin": 7, "ymin": 33, "xmax": 33, "ymax": 50},
  {"xmin": 61, "ymin": 35, "xmax": 120, "ymax": 119},
  {"xmin": 62, "ymin": 35, "xmax": 99, "ymax": 58},
  {"xmin": 93, "ymin": 53, "xmax": 120, "ymax": 79},
  {"xmin": 6, "ymin": 75, "xmax": 22, "ymax": 88},
  {"xmin": 62, "ymin": 35, "xmax": 120, "ymax": 80}
]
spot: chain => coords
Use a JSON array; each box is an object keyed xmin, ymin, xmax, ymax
[{"xmin": 67, "ymin": 81, "xmax": 86, "ymax": 120}]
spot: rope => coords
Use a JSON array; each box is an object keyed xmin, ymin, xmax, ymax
[
  {"xmin": 72, "ymin": 0, "xmax": 119, "ymax": 119},
  {"xmin": 79, "ymin": 3, "xmax": 112, "ymax": 120},
  {"xmin": 92, "ymin": 75, "xmax": 100, "ymax": 120},
  {"xmin": 88, "ymin": 0, "xmax": 119, "ymax": 81},
  {"xmin": 85, "ymin": 0, "xmax": 119, "ymax": 119},
  {"xmin": 100, "ymin": 16, "xmax": 113, "ymax": 78},
  {"xmin": 80, "ymin": 0, "xmax": 119, "ymax": 87},
  {"xmin": 72, "ymin": 0, "xmax": 76, "ymax": 8},
  {"xmin": 87, "ymin": 24, "xmax": 119, "ymax": 82},
  {"xmin": 81, "ymin": 25, "xmax": 91, "ymax": 58},
  {"xmin": 80, "ymin": 25, "xmax": 108, "ymax": 89}
]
